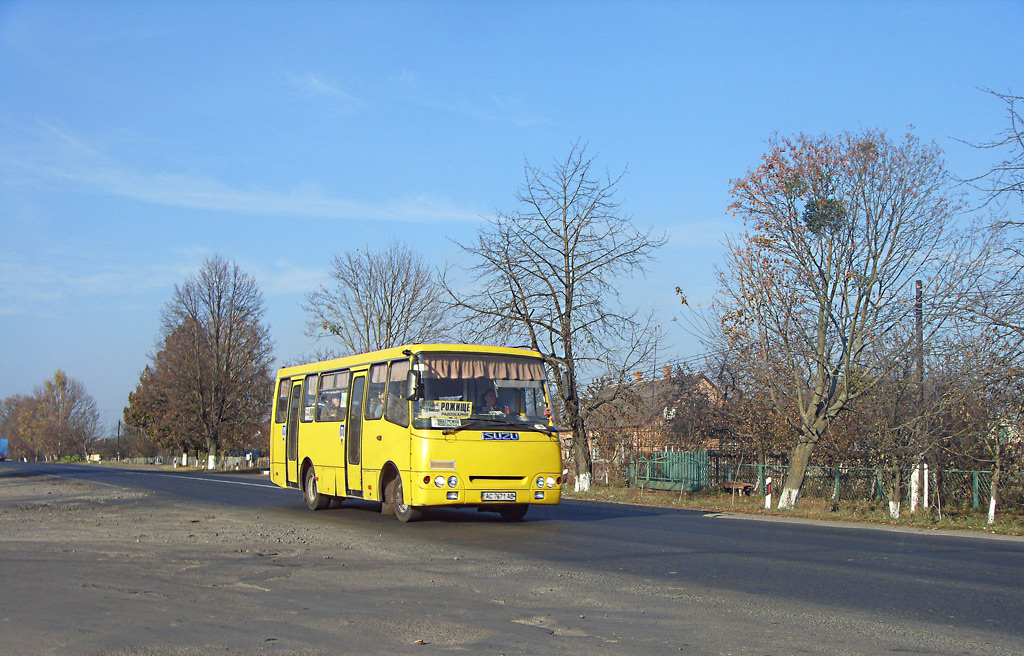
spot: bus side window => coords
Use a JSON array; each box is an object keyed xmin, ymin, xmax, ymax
[
  {"xmin": 274, "ymin": 378, "xmax": 291, "ymax": 424},
  {"xmin": 385, "ymin": 359, "xmax": 410, "ymax": 427},
  {"xmin": 317, "ymin": 371, "xmax": 349, "ymax": 422},
  {"xmin": 301, "ymin": 374, "xmax": 317, "ymax": 422},
  {"xmin": 366, "ymin": 363, "xmax": 387, "ymax": 420}
]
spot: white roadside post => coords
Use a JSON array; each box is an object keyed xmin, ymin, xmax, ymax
[{"xmin": 765, "ymin": 476, "xmax": 772, "ymax": 509}]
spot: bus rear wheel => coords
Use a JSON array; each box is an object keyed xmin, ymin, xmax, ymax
[
  {"xmin": 392, "ymin": 476, "xmax": 422, "ymax": 523},
  {"xmin": 304, "ymin": 466, "xmax": 330, "ymax": 511}
]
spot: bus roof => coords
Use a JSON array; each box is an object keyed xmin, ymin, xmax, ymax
[{"xmin": 277, "ymin": 343, "xmax": 544, "ymax": 378}]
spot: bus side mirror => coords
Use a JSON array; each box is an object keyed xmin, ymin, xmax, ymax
[{"xmin": 403, "ymin": 370, "xmax": 421, "ymax": 401}]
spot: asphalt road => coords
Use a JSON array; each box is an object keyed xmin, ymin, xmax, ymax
[{"xmin": 2, "ymin": 461, "xmax": 1022, "ymax": 655}]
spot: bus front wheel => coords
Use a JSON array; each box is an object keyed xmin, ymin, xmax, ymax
[
  {"xmin": 392, "ymin": 476, "xmax": 423, "ymax": 523},
  {"xmin": 304, "ymin": 466, "xmax": 330, "ymax": 511}
]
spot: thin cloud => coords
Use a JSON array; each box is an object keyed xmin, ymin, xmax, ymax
[
  {"xmin": 288, "ymin": 72, "xmax": 367, "ymax": 112},
  {"xmin": 2, "ymin": 123, "xmax": 479, "ymax": 224},
  {"xmin": 0, "ymin": 250, "xmax": 317, "ymax": 317},
  {"xmin": 391, "ymin": 70, "xmax": 550, "ymax": 127},
  {"xmin": 0, "ymin": 258, "xmax": 141, "ymax": 317},
  {"xmin": 664, "ymin": 217, "xmax": 742, "ymax": 249}
]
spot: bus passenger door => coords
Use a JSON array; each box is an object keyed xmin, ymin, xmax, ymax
[
  {"xmin": 285, "ymin": 381, "xmax": 302, "ymax": 487},
  {"xmin": 346, "ymin": 374, "xmax": 365, "ymax": 496}
]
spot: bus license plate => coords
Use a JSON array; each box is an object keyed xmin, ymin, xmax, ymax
[{"xmin": 482, "ymin": 492, "xmax": 516, "ymax": 502}]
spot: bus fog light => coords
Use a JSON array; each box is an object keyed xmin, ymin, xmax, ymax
[
  {"xmin": 434, "ymin": 476, "xmax": 446, "ymax": 488},
  {"xmin": 534, "ymin": 491, "xmax": 545, "ymax": 500},
  {"xmin": 447, "ymin": 491, "xmax": 459, "ymax": 500},
  {"xmin": 536, "ymin": 476, "xmax": 545, "ymax": 488},
  {"xmin": 447, "ymin": 476, "xmax": 458, "ymax": 488},
  {"xmin": 546, "ymin": 477, "xmax": 556, "ymax": 488}
]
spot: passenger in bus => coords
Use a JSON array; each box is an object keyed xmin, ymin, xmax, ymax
[
  {"xmin": 321, "ymin": 395, "xmax": 342, "ymax": 421},
  {"xmin": 368, "ymin": 392, "xmax": 385, "ymax": 420}
]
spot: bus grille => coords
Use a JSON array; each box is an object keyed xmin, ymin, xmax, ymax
[{"xmin": 469, "ymin": 476, "xmax": 526, "ymax": 483}]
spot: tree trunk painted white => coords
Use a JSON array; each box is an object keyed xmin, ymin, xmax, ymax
[
  {"xmin": 777, "ymin": 487, "xmax": 799, "ymax": 510},
  {"xmin": 574, "ymin": 472, "xmax": 592, "ymax": 493},
  {"xmin": 888, "ymin": 500, "xmax": 900, "ymax": 520},
  {"xmin": 987, "ymin": 445, "xmax": 1003, "ymax": 526},
  {"xmin": 777, "ymin": 440, "xmax": 815, "ymax": 509},
  {"xmin": 923, "ymin": 463, "xmax": 929, "ymax": 508},
  {"xmin": 207, "ymin": 454, "xmax": 216, "ymax": 470},
  {"xmin": 181, "ymin": 453, "xmax": 188, "ymax": 467},
  {"xmin": 910, "ymin": 464, "xmax": 920, "ymax": 514}
]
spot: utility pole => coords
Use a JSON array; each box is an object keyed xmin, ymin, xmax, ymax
[
  {"xmin": 915, "ymin": 280, "xmax": 927, "ymax": 510},
  {"xmin": 117, "ymin": 420, "xmax": 121, "ymax": 462},
  {"xmin": 916, "ymin": 280, "xmax": 924, "ymax": 409}
]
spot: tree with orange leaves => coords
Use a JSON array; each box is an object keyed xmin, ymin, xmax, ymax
[{"xmin": 719, "ymin": 129, "xmax": 964, "ymax": 510}]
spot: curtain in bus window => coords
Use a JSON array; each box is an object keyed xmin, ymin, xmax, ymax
[{"xmin": 419, "ymin": 354, "xmax": 545, "ymax": 381}]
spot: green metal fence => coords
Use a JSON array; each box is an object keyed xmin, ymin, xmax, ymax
[
  {"xmin": 626, "ymin": 453, "xmax": 1024, "ymax": 510},
  {"xmin": 627, "ymin": 451, "xmax": 710, "ymax": 492}
]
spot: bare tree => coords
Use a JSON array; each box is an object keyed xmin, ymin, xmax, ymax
[
  {"xmin": 956, "ymin": 90, "xmax": 1024, "ymax": 345},
  {"xmin": 303, "ymin": 240, "xmax": 451, "ymax": 355},
  {"xmin": 665, "ymin": 366, "xmax": 732, "ymax": 452},
  {"xmin": 962, "ymin": 88, "xmax": 1024, "ymax": 207},
  {"xmin": 445, "ymin": 143, "xmax": 666, "ymax": 491},
  {"xmin": 19, "ymin": 370, "xmax": 101, "ymax": 459},
  {"xmin": 712, "ymin": 129, "xmax": 964, "ymax": 509},
  {"xmin": 698, "ymin": 344, "xmax": 793, "ymax": 469},
  {"xmin": 934, "ymin": 323, "xmax": 1023, "ymax": 524},
  {"xmin": 126, "ymin": 255, "xmax": 274, "ymax": 465}
]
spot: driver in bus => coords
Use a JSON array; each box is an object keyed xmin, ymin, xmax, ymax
[{"xmin": 479, "ymin": 388, "xmax": 503, "ymax": 414}]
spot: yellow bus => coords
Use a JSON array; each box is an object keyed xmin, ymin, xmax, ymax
[{"xmin": 269, "ymin": 343, "xmax": 562, "ymax": 522}]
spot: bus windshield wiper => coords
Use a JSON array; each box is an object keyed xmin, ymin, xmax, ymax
[
  {"xmin": 442, "ymin": 416, "xmax": 558, "ymax": 436},
  {"xmin": 442, "ymin": 417, "xmax": 518, "ymax": 435}
]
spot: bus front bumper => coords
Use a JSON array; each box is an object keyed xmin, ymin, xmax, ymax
[{"xmin": 412, "ymin": 481, "xmax": 562, "ymax": 507}]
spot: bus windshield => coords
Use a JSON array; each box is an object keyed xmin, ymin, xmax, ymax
[{"xmin": 411, "ymin": 353, "xmax": 552, "ymax": 431}]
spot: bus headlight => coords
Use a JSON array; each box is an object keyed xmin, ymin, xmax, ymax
[
  {"xmin": 434, "ymin": 476, "xmax": 446, "ymax": 488},
  {"xmin": 447, "ymin": 476, "xmax": 458, "ymax": 488},
  {"xmin": 536, "ymin": 476, "xmax": 545, "ymax": 488},
  {"xmin": 546, "ymin": 477, "xmax": 556, "ymax": 488}
]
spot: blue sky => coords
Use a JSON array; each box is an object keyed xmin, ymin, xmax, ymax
[{"xmin": 2, "ymin": 0, "xmax": 1021, "ymax": 431}]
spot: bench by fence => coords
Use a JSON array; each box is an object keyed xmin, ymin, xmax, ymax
[{"xmin": 720, "ymin": 480, "xmax": 754, "ymax": 495}]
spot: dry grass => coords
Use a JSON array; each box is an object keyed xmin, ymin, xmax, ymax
[{"xmin": 564, "ymin": 485, "xmax": 1024, "ymax": 536}]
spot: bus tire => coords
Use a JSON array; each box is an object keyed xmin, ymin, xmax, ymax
[
  {"xmin": 304, "ymin": 465, "xmax": 330, "ymax": 511},
  {"xmin": 498, "ymin": 504, "xmax": 529, "ymax": 521},
  {"xmin": 381, "ymin": 470, "xmax": 396, "ymax": 516},
  {"xmin": 393, "ymin": 476, "xmax": 422, "ymax": 523}
]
